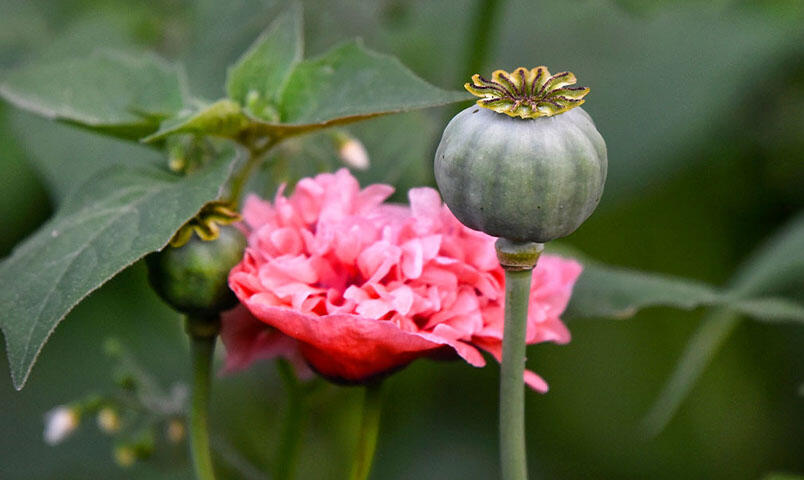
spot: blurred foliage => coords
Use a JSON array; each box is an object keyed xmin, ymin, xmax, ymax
[{"xmin": 0, "ymin": 0, "xmax": 802, "ymax": 479}]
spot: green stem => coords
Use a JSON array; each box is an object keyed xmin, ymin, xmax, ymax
[
  {"xmin": 349, "ymin": 382, "xmax": 384, "ymax": 480},
  {"xmin": 187, "ymin": 316, "xmax": 220, "ymax": 480},
  {"xmin": 499, "ymin": 268, "xmax": 532, "ymax": 480},
  {"xmin": 495, "ymin": 239, "xmax": 542, "ymax": 480},
  {"xmin": 275, "ymin": 359, "xmax": 307, "ymax": 480},
  {"xmin": 462, "ymin": 0, "xmax": 505, "ymax": 83},
  {"xmin": 228, "ymin": 139, "xmax": 278, "ymax": 205}
]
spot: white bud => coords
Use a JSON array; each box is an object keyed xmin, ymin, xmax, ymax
[
  {"xmin": 43, "ymin": 406, "xmax": 79, "ymax": 445},
  {"xmin": 338, "ymin": 138, "xmax": 370, "ymax": 170}
]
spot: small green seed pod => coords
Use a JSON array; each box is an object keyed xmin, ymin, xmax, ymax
[
  {"xmin": 146, "ymin": 225, "xmax": 246, "ymax": 315},
  {"xmin": 435, "ymin": 67, "xmax": 607, "ymax": 243}
]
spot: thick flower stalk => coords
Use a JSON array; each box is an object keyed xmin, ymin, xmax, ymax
[{"xmin": 221, "ymin": 169, "xmax": 581, "ymax": 390}]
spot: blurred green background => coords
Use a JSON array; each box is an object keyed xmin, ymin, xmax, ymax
[{"xmin": 1, "ymin": 0, "xmax": 802, "ymax": 478}]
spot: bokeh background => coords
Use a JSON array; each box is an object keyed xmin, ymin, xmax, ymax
[{"xmin": 1, "ymin": 0, "xmax": 802, "ymax": 478}]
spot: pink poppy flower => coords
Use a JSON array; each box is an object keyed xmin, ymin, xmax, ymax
[
  {"xmin": 219, "ymin": 306, "xmax": 312, "ymax": 379},
  {"xmin": 224, "ymin": 169, "xmax": 581, "ymax": 391}
]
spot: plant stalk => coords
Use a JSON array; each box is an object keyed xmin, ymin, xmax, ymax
[
  {"xmin": 496, "ymin": 239, "xmax": 542, "ymax": 480},
  {"xmin": 348, "ymin": 382, "xmax": 384, "ymax": 480},
  {"xmin": 275, "ymin": 359, "xmax": 307, "ymax": 480},
  {"xmin": 187, "ymin": 315, "xmax": 220, "ymax": 480},
  {"xmin": 462, "ymin": 0, "xmax": 505, "ymax": 84},
  {"xmin": 228, "ymin": 139, "xmax": 279, "ymax": 205}
]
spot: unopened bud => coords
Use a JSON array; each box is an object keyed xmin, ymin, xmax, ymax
[
  {"xmin": 166, "ymin": 418, "xmax": 186, "ymax": 444},
  {"xmin": 114, "ymin": 431, "xmax": 154, "ymax": 467},
  {"xmin": 97, "ymin": 407, "xmax": 121, "ymax": 434},
  {"xmin": 114, "ymin": 445, "xmax": 136, "ymax": 468},
  {"xmin": 43, "ymin": 405, "xmax": 80, "ymax": 445},
  {"xmin": 334, "ymin": 133, "xmax": 370, "ymax": 170}
]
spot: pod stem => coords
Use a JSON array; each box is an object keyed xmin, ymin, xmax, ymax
[
  {"xmin": 495, "ymin": 239, "xmax": 543, "ymax": 480},
  {"xmin": 349, "ymin": 381, "xmax": 385, "ymax": 480},
  {"xmin": 186, "ymin": 315, "xmax": 221, "ymax": 480}
]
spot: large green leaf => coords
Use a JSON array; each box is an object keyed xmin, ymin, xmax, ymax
[
  {"xmin": 145, "ymin": 40, "xmax": 468, "ymax": 142},
  {"xmin": 0, "ymin": 149, "xmax": 241, "ymax": 389},
  {"xmin": 565, "ymin": 261, "xmax": 804, "ymax": 324},
  {"xmin": 11, "ymin": 111, "xmax": 166, "ymax": 205},
  {"xmin": 642, "ymin": 211, "xmax": 804, "ymax": 435},
  {"xmin": 225, "ymin": 2, "xmax": 303, "ymax": 114},
  {"xmin": 275, "ymin": 40, "xmax": 468, "ymax": 127},
  {"xmin": 0, "ymin": 50, "xmax": 186, "ymax": 140}
]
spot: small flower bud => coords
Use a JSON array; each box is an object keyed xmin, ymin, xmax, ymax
[
  {"xmin": 43, "ymin": 405, "xmax": 80, "ymax": 445},
  {"xmin": 166, "ymin": 418, "xmax": 186, "ymax": 444},
  {"xmin": 114, "ymin": 431, "xmax": 154, "ymax": 467},
  {"xmin": 96, "ymin": 407, "xmax": 121, "ymax": 434},
  {"xmin": 334, "ymin": 132, "xmax": 370, "ymax": 170},
  {"xmin": 113, "ymin": 445, "xmax": 136, "ymax": 468}
]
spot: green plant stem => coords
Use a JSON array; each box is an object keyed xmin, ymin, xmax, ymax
[
  {"xmin": 275, "ymin": 359, "xmax": 307, "ymax": 480},
  {"xmin": 187, "ymin": 316, "xmax": 220, "ymax": 480},
  {"xmin": 499, "ymin": 268, "xmax": 532, "ymax": 480},
  {"xmin": 462, "ymin": 0, "xmax": 505, "ymax": 83},
  {"xmin": 228, "ymin": 139, "xmax": 278, "ymax": 205},
  {"xmin": 495, "ymin": 239, "xmax": 542, "ymax": 480},
  {"xmin": 349, "ymin": 382, "xmax": 384, "ymax": 480}
]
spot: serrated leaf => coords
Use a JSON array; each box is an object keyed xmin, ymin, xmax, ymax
[
  {"xmin": 225, "ymin": 2, "xmax": 302, "ymax": 112},
  {"xmin": 0, "ymin": 148, "xmax": 241, "ymax": 389},
  {"xmin": 566, "ymin": 262, "xmax": 804, "ymax": 323},
  {"xmin": 141, "ymin": 99, "xmax": 253, "ymax": 142},
  {"xmin": 642, "ymin": 212, "xmax": 804, "ymax": 435},
  {"xmin": 0, "ymin": 50, "xmax": 185, "ymax": 140},
  {"xmin": 276, "ymin": 40, "xmax": 469, "ymax": 129},
  {"xmin": 11, "ymin": 110, "xmax": 166, "ymax": 205},
  {"xmin": 146, "ymin": 41, "xmax": 468, "ymax": 142}
]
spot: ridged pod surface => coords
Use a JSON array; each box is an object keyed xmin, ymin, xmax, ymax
[{"xmin": 434, "ymin": 105, "xmax": 607, "ymax": 243}]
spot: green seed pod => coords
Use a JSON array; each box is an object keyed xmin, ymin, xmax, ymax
[
  {"xmin": 146, "ymin": 225, "xmax": 246, "ymax": 315},
  {"xmin": 435, "ymin": 67, "xmax": 607, "ymax": 243}
]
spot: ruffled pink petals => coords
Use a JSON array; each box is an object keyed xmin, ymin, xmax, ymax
[
  {"xmin": 223, "ymin": 168, "xmax": 581, "ymax": 391},
  {"xmin": 241, "ymin": 299, "xmax": 446, "ymax": 382},
  {"xmin": 219, "ymin": 306, "xmax": 312, "ymax": 378}
]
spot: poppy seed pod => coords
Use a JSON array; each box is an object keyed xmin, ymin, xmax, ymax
[
  {"xmin": 147, "ymin": 225, "xmax": 246, "ymax": 315},
  {"xmin": 435, "ymin": 67, "xmax": 607, "ymax": 243}
]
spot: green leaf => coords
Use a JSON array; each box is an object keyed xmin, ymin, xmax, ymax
[
  {"xmin": 276, "ymin": 40, "xmax": 468, "ymax": 129},
  {"xmin": 225, "ymin": 2, "xmax": 302, "ymax": 114},
  {"xmin": 642, "ymin": 212, "xmax": 804, "ymax": 435},
  {"xmin": 566, "ymin": 264, "xmax": 720, "ymax": 319},
  {"xmin": 566, "ymin": 261, "xmax": 804, "ymax": 324},
  {"xmin": 0, "ymin": 50, "xmax": 185, "ymax": 140},
  {"xmin": 146, "ymin": 41, "xmax": 467, "ymax": 142},
  {"xmin": 639, "ymin": 309, "xmax": 740, "ymax": 437},
  {"xmin": 728, "ymin": 297, "xmax": 804, "ymax": 323},
  {"xmin": 0, "ymin": 148, "xmax": 241, "ymax": 389},
  {"xmin": 141, "ymin": 99, "xmax": 252, "ymax": 143},
  {"xmin": 729, "ymin": 212, "xmax": 804, "ymax": 297}
]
